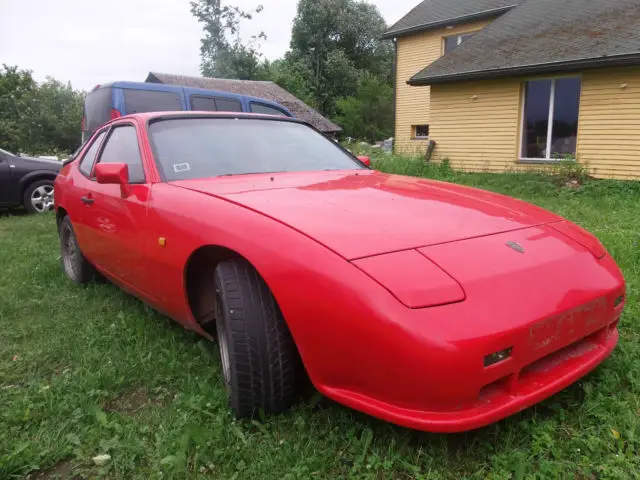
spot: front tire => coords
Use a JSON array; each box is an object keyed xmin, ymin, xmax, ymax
[
  {"xmin": 58, "ymin": 216, "xmax": 95, "ymax": 284},
  {"xmin": 24, "ymin": 179, "xmax": 55, "ymax": 214},
  {"xmin": 214, "ymin": 258, "xmax": 297, "ymax": 418}
]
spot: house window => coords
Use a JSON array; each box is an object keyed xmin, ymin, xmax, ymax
[
  {"xmin": 521, "ymin": 77, "xmax": 581, "ymax": 160},
  {"xmin": 443, "ymin": 33, "xmax": 474, "ymax": 54},
  {"xmin": 414, "ymin": 125, "xmax": 429, "ymax": 139}
]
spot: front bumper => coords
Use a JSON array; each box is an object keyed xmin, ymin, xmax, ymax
[
  {"xmin": 323, "ymin": 321, "xmax": 619, "ymax": 433},
  {"xmin": 302, "ymin": 225, "xmax": 625, "ymax": 433}
]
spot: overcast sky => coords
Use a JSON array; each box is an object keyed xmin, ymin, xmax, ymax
[{"xmin": 0, "ymin": 0, "xmax": 417, "ymax": 91}]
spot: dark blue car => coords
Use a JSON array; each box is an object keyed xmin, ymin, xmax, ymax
[{"xmin": 82, "ymin": 81, "xmax": 293, "ymax": 143}]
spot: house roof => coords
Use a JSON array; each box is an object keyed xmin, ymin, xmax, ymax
[
  {"xmin": 145, "ymin": 72, "xmax": 342, "ymax": 133},
  {"xmin": 382, "ymin": 0, "xmax": 519, "ymax": 39},
  {"xmin": 409, "ymin": 0, "xmax": 640, "ymax": 85}
]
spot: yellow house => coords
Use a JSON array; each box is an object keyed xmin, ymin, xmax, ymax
[{"xmin": 384, "ymin": 0, "xmax": 640, "ymax": 179}]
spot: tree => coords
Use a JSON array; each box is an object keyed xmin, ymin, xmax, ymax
[
  {"xmin": 0, "ymin": 65, "xmax": 83, "ymax": 155},
  {"xmin": 0, "ymin": 65, "xmax": 38, "ymax": 152},
  {"xmin": 190, "ymin": 0, "xmax": 396, "ymax": 141},
  {"xmin": 191, "ymin": 0, "xmax": 266, "ymax": 80},
  {"xmin": 33, "ymin": 78, "xmax": 84, "ymax": 153},
  {"xmin": 286, "ymin": 0, "xmax": 393, "ymax": 117},
  {"xmin": 334, "ymin": 74, "xmax": 393, "ymax": 143},
  {"xmin": 257, "ymin": 57, "xmax": 317, "ymax": 108}
]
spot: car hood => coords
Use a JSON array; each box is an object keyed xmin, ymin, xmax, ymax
[
  {"xmin": 170, "ymin": 170, "xmax": 562, "ymax": 259},
  {"xmin": 15, "ymin": 155, "xmax": 62, "ymax": 171}
]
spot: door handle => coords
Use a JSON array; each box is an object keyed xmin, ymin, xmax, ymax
[{"xmin": 81, "ymin": 196, "xmax": 94, "ymax": 205}]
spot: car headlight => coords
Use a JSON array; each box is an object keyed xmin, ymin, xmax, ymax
[{"xmin": 352, "ymin": 249, "xmax": 466, "ymax": 308}]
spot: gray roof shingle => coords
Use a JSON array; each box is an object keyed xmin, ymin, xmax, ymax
[
  {"xmin": 409, "ymin": 0, "xmax": 640, "ymax": 85},
  {"xmin": 145, "ymin": 72, "xmax": 342, "ymax": 133},
  {"xmin": 383, "ymin": 0, "xmax": 519, "ymax": 39}
]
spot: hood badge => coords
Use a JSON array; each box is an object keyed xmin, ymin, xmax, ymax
[{"xmin": 506, "ymin": 241, "xmax": 525, "ymax": 254}]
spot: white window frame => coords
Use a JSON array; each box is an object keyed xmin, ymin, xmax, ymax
[
  {"xmin": 519, "ymin": 76, "xmax": 581, "ymax": 162},
  {"xmin": 443, "ymin": 33, "xmax": 474, "ymax": 55},
  {"xmin": 413, "ymin": 125, "xmax": 429, "ymax": 139}
]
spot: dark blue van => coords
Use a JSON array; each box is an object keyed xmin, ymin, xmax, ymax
[{"xmin": 82, "ymin": 81, "xmax": 293, "ymax": 143}]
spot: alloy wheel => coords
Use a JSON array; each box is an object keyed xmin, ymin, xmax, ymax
[{"xmin": 31, "ymin": 185, "xmax": 55, "ymax": 212}]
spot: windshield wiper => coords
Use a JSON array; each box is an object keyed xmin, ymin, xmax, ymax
[{"xmin": 217, "ymin": 171, "xmax": 287, "ymax": 177}]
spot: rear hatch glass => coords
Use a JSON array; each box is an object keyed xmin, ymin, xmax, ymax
[{"xmin": 83, "ymin": 87, "xmax": 112, "ymax": 142}]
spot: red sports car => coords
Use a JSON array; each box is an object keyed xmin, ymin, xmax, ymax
[{"xmin": 54, "ymin": 112, "xmax": 625, "ymax": 433}]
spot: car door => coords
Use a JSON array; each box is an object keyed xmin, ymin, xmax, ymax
[
  {"xmin": 65, "ymin": 130, "xmax": 108, "ymax": 247},
  {"xmin": 0, "ymin": 152, "xmax": 14, "ymax": 205},
  {"xmin": 82, "ymin": 123, "xmax": 154, "ymax": 298}
]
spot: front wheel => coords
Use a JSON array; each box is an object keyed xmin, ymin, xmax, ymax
[
  {"xmin": 214, "ymin": 258, "xmax": 297, "ymax": 418},
  {"xmin": 24, "ymin": 179, "xmax": 55, "ymax": 213},
  {"xmin": 58, "ymin": 216, "xmax": 96, "ymax": 284}
]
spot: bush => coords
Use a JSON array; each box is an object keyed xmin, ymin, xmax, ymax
[
  {"xmin": 334, "ymin": 74, "xmax": 393, "ymax": 143},
  {"xmin": 0, "ymin": 65, "xmax": 83, "ymax": 155}
]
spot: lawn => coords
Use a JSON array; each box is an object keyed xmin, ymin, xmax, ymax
[{"xmin": 1, "ymin": 159, "xmax": 639, "ymax": 479}]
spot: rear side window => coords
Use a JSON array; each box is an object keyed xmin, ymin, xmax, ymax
[
  {"xmin": 96, "ymin": 126, "xmax": 145, "ymax": 183},
  {"xmin": 190, "ymin": 96, "xmax": 217, "ymax": 111},
  {"xmin": 84, "ymin": 87, "xmax": 113, "ymax": 136},
  {"xmin": 190, "ymin": 95, "xmax": 243, "ymax": 112},
  {"xmin": 79, "ymin": 130, "xmax": 107, "ymax": 176},
  {"xmin": 123, "ymin": 89, "xmax": 182, "ymax": 114},
  {"xmin": 214, "ymin": 97, "xmax": 242, "ymax": 112},
  {"xmin": 250, "ymin": 102, "xmax": 287, "ymax": 116}
]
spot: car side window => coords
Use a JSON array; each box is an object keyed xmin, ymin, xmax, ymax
[
  {"xmin": 95, "ymin": 126, "xmax": 145, "ymax": 184},
  {"xmin": 78, "ymin": 131, "xmax": 107, "ymax": 176}
]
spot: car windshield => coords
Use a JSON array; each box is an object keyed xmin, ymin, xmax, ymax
[{"xmin": 148, "ymin": 118, "xmax": 364, "ymax": 181}]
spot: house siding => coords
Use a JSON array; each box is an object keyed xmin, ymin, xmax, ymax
[
  {"xmin": 394, "ymin": 20, "xmax": 491, "ymax": 156},
  {"xmin": 429, "ymin": 79, "xmax": 522, "ymax": 171},
  {"xmin": 578, "ymin": 67, "xmax": 640, "ymax": 180},
  {"xmin": 427, "ymin": 67, "xmax": 640, "ymax": 180}
]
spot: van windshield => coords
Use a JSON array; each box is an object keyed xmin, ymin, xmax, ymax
[{"xmin": 148, "ymin": 118, "xmax": 364, "ymax": 181}]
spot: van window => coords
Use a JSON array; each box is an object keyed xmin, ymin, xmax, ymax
[
  {"xmin": 84, "ymin": 87, "xmax": 113, "ymax": 136},
  {"xmin": 214, "ymin": 97, "xmax": 242, "ymax": 112},
  {"xmin": 190, "ymin": 95, "xmax": 242, "ymax": 112},
  {"xmin": 190, "ymin": 96, "xmax": 217, "ymax": 111},
  {"xmin": 123, "ymin": 89, "xmax": 182, "ymax": 114},
  {"xmin": 250, "ymin": 102, "xmax": 287, "ymax": 116}
]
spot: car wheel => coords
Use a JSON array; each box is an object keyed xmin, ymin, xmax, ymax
[
  {"xmin": 58, "ymin": 216, "xmax": 95, "ymax": 284},
  {"xmin": 24, "ymin": 179, "xmax": 55, "ymax": 214},
  {"xmin": 214, "ymin": 258, "xmax": 297, "ymax": 418}
]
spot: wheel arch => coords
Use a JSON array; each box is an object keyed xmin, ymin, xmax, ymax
[
  {"xmin": 56, "ymin": 206, "xmax": 68, "ymax": 229},
  {"xmin": 19, "ymin": 171, "xmax": 58, "ymax": 198},
  {"xmin": 183, "ymin": 244, "xmax": 240, "ymax": 330},
  {"xmin": 183, "ymin": 244, "xmax": 308, "ymax": 372}
]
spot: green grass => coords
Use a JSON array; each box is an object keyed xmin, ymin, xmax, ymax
[{"xmin": 1, "ymin": 159, "xmax": 639, "ymax": 479}]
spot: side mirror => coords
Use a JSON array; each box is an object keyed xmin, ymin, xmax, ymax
[
  {"xmin": 357, "ymin": 155, "xmax": 371, "ymax": 167},
  {"xmin": 95, "ymin": 163, "xmax": 128, "ymax": 185}
]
